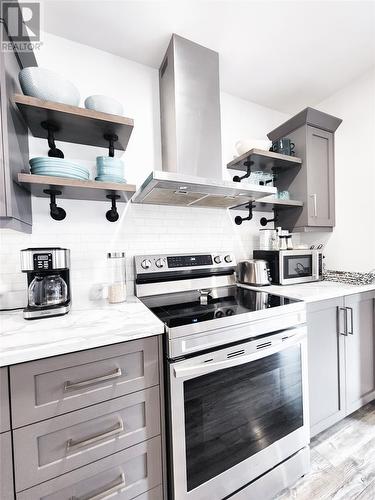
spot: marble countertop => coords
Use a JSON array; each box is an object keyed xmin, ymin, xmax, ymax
[
  {"xmin": 0, "ymin": 297, "xmax": 164, "ymax": 367},
  {"xmin": 239, "ymin": 280, "xmax": 375, "ymax": 303}
]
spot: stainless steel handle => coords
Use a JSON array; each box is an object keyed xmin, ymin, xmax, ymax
[
  {"xmin": 173, "ymin": 330, "xmax": 305, "ymax": 379},
  {"xmin": 70, "ymin": 473, "xmax": 125, "ymax": 500},
  {"xmin": 337, "ymin": 307, "xmax": 347, "ymax": 336},
  {"xmin": 346, "ymin": 307, "xmax": 354, "ymax": 335},
  {"xmin": 66, "ymin": 418, "xmax": 124, "ymax": 452},
  {"xmin": 311, "ymin": 194, "xmax": 317, "ymax": 217},
  {"xmin": 64, "ymin": 367, "xmax": 122, "ymax": 392}
]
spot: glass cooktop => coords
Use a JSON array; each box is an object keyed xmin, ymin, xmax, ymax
[{"xmin": 140, "ymin": 285, "xmax": 299, "ymax": 328}]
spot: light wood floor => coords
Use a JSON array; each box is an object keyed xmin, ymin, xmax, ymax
[{"xmin": 276, "ymin": 401, "xmax": 375, "ymax": 500}]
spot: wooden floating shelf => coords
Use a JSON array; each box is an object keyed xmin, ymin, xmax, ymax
[
  {"xmin": 227, "ymin": 148, "xmax": 302, "ymax": 173},
  {"xmin": 18, "ymin": 173, "xmax": 136, "ymax": 203},
  {"xmin": 13, "ymin": 94, "xmax": 134, "ymax": 151},
  {"xmin": 232, "ymin": 197, "xmax": 304, "ymax": 213}
]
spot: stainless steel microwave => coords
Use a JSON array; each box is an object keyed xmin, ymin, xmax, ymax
[{"xmin": 253, "ymin": 250, "xmax": 323, "ymax": 285}]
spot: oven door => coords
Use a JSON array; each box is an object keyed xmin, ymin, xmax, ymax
[
  {"xmin": 280, "ymin": 250, "xmax": 319, "ymax": 285},
  {"xmin": 168, "ymin": 326, "xmax": 309, "ymax": 500}
]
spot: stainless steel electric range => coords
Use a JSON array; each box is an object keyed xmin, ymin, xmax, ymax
[{"xmin": 135, "ymin": 252, "xmax": 310, "ymax": 500}]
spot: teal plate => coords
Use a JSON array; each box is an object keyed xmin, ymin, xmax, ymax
[{"xmin": 95, "ymin": 175, "xmax": 126, "ymax": 183}]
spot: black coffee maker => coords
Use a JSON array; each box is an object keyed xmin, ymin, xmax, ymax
[{"xmin": 20, "ymin": 247, "xmax": 71, "ymax": 319}]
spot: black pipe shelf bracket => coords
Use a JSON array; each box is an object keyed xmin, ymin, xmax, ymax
[
  {"xmin": 260, "ymin": 209, "xmax": 278, "ymax": 227},
  {"xmin": 235, "ymin": 201, "xmax": 256, "ymax": 225},
  {"xmin": 106, "ymin": 194, "xmax": 120, "ymax": 222},
  {"xmin": 104, "ymin": 134, "xmax": 118, "ymax": 158},
  {"xmin": 41, "ymin": 121, "xmax": 64, "ymax": 158},
  {"xmin": 232, "ymin": 160, "xmax": 253, "ymax": 183},
  {"xmin": 43, "ymin": 189, "xmax": 66, "ymax": 221}
]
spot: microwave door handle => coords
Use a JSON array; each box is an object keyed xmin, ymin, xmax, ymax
[{"xmin": 173, "ymin": 333, "xmax": 304, "ymax": 379}]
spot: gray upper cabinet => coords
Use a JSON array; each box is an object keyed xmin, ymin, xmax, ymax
[
  {"xmin": 0, "ymin": 21, "xmax": 34, "ymax": 233},
  {"xmin": 307, "ymin": 297, "xmax": 346, "ymax": 437},
  {"xmin": 344, "ymin": 291, "xmax": 375, "ymax": 415},
  {"xmin": 308, "ymin": 291, "xmax": 375, "ymax": 438},
  {"xmin": 268, "ymin": 107, "xmax": 341, "ymax": 232},
  {"xmin": 306, "ymin": 126, "xmax": 335, "ymax": 227}
]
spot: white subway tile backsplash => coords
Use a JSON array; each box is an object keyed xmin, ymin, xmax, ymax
[{"xmin": 0, "ymin": 199, "xmax": 264, "ymax": 308}]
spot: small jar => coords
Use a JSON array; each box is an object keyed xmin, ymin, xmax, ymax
[{"xmin": 107, "ymin": 252, "xmax": 126, "ymax": 303}]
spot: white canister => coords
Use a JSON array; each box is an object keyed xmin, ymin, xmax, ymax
[{"xmin": 259, "ymin": 229, "xmax": 278, "ymax": 250}]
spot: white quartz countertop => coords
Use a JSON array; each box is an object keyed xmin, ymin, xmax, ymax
[
  {"xmin": 0, "ymin": 297, "xmax": 164, "ymax": 367},
  {"xmin": 239, "ymin": 280, "xmax": 375, "ymax": 303}
]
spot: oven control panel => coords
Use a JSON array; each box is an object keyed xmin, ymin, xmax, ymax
[{"xmin": 135, "ymin": 252, "xmax": 236, "ymax": 274}]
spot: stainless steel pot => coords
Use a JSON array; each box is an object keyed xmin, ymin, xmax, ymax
[{"xmin": 237, "ymin": 259, "xmax": 271, "ymax": 286}]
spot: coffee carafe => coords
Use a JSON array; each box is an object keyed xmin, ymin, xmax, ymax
[{"xmin": 21, "ymin": 248, "xmax": 71, "ymax": 319}]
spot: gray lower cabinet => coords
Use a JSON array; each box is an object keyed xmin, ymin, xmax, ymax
[
  {"xmin": 308, "ymin": 291, "xmax": 375, "ymax": 437},
  {"xmin": 10, "ymin": 337, "xmax": 159, "ymax": 428},
  {"xmin": 13, "ymin": 386, "xmax": 161, "ymax": 491},
  {"xmin": 0, "ymin": 367, "xmax": 10, "ymax": 432},
  {"xmin": 307, "ymin": 297, "xmax": 346, "ymax": 437},
  {"xmin": 16, "ymin": 436, "xmax": 162, "ymax": 500},
  {"xmin": 5, "ymin": 336, "xmax": 164, "ymax": 500},
  {"xmin": 345, "ymin": 291, "xmax": 375, "ymax": 414},
  {"xmin": 0, "ymin": 432, "xmax": 14, "ymax": 500}
]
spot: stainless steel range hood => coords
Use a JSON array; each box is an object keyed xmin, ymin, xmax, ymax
[{"xmin": 132, "ymin": 35, "xmax": 275, "ymax": 209}]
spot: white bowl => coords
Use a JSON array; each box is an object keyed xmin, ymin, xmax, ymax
[
  {"xmin": 235, "ymin": 139, "xmax": 272, "ymax": 156},
  {"xmin": 84, "ymin": 95, "xmax": 124, "ymax": 115},
  {"xmin": 19, "ymin": 67, "xmax": 80, "ymax": 106}
]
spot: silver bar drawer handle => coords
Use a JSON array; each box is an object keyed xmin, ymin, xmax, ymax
[
  {"xmin": 70, "ymin": 473, "xmax": 125, "ymax": 500},
  {"xmin": 66, "ymin": 418, "xmax": 124, "ymax": 452},
  {"xmin": 64, "ymin": 367, "xmax": 122, "ymax": 392},
  {"xmin": 311, "ymin": 194, "xmax": 317, "ymax": 217},
  {"xmin": 346, "ymin": 307, "xmax": 354, "ymax": 335},
  {"xmin": 337, "ymin": 307, "xmax": 347, "ymax": 336}
]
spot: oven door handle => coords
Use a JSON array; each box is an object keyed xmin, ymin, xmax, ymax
[{"xmin": 173, "ymin": 332, "xmax": 304, "ymax": 379}]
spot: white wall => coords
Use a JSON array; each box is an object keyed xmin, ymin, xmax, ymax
[
  {"xmin": 0, "ymin": 33, "xmax": 288, "ymax": 309},
  {"xmin": 312, "ymin": 69, "xmax": 375, "ymax": 272}
]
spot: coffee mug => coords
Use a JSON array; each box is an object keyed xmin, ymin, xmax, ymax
[{"xmin": 270, "ymin": 138, "xmax": 295, "ymax": 156}]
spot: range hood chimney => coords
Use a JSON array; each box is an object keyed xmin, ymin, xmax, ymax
[
  {"xmin": 159, "ymin": 34, "xmax": 222, "ymax": 179},
  {"xmin": 132, "ymin": 35, "xmax": 275, "ymax": 209}
]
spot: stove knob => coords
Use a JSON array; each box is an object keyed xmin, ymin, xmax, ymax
[
  {"xmin": 215, "ymin": 310, "xmax": 224, "ymax": 318},
  {"xmin": 155, "ymin": 258, "xmax": 164, "ymax": 268},
  {"xmin": 226, "ymin": 309, "xmax": 234, "ymax": 316},
  {"xmin": 214, "ymin": 256, "xmax": 222, "ymax": 264},
  {"xmin": 224, "ymin": 255, "xmax": 232, "ymax": 263},
  {"xmin": 141, "ymin": 259, "xmax": 152, "ymax": 270}
]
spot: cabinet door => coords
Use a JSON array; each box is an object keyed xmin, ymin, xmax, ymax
[
  {"xmin": 345, "ymin": 291, "xmax": 375, "ymax": 415},
  {"xmin": 306, "ymin": 126, "xmax": 335, "ymax": 227},
  {"xmin": 307, "ymin": 297, "xmax": 346, "ymax": 437},
  {"xmin": 0, "ymin": 23, "xmax": 32, "ymax": 232},
  {"xmin": 0, "ymin": 432, "xmax": 14, "ymax": 500}
]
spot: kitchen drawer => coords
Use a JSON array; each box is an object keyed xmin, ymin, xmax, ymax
[
  {"xmin": 14, "ymin": 386, "xmax": 161, "ymax": 491},
  {"xmin": 1, "ymin": 431, "xmax": 14, "ymax": 500},
  {"xmin": 16, "ymin": 436, "xmax": 162, "ymax": 500},
  {"xmin": 133, "ymin": 485, "xmax": 163, "ymax": 500},
  {"xmin": 10, "ymin": 337, "xmax": 159, "ymax": 427},
  {"xmin": 0, "ymin": 367, "xmax": 10, "ymax": 432}
]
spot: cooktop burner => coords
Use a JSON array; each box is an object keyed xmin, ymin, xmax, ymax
[{"xmin": 140, "ymin": 285, "xmax": 298, "ymax": 328}]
